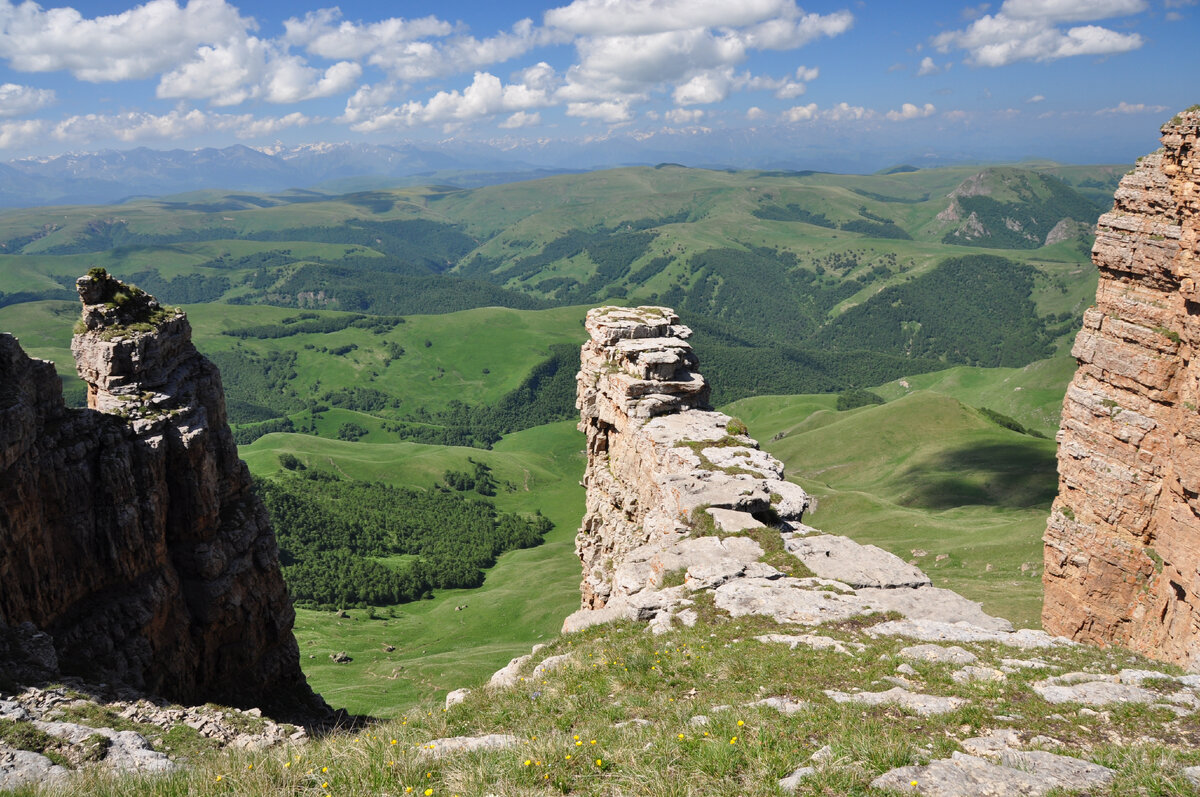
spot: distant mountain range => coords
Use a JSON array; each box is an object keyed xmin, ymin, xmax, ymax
[
  {"xmin": 1, "ymin": 124, "xmax": 1103, "ymax": 209},
  {"xmin": 0, "ymin": 142, "xmax": 556, "ymax": 207}
]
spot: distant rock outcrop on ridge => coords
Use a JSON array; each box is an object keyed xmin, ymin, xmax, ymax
[
  {"xmin": 1044, "ymin": 108, "xmax": 1200, "ymax": 671},
  {"xmin": 0, "ymin": 269, "xmax": 318, "ymax": 712}
]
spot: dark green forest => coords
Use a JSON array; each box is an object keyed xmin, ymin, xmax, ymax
[{"xmin": 257, "ymin": 470, "xmax": 552, "ymax": 607}]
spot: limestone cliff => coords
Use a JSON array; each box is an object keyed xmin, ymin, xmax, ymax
[
  {"xmin": 1044, "ymin": 108, "xmax": 1200, "ymax": 672},
  {"xmin": 573, "ymin": 306, "xmax": 813, "ymax": 609},
  {"xmin": 0, "ymin": 270, "xmax": 318, "ymax": 712}
]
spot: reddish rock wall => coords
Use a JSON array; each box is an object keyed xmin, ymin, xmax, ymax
[
  {"xmin": 0, "ymin": 271, "xmax": 319, "ymax": 712},
  {"xmin": 1044, "ymin": 109, "xmax": 1200, "ymax": 672}
]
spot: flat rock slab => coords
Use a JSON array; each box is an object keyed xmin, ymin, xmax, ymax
[
  {"xmin": 870, "ymin": 619, "xmax": 1071, "ymax": 650},
  {"xmin": 531, "ymin": 654, "xmax": 572, "ymax": 679},
  {"xmin": 713, "ymin": 577, "xmax": 875, "ymax": 625},
  {"xmin": 953, "ymin": 666, "xmax": 1006, "ymax": 684},
  {"xmin": 423, "ymin": 734, "xmax": 520, "ymax": 756},
  {"xmin": 613, "ymin": 534, "xmax": 764, "ymax": 596},
  {"xmin": 1184, "ymin": 765, "xmax": 1200, "ymax": 787},
  {"xmin": 858, "ymin": 586, "xmax": 1012, "ymax": 631},
  {"xmin": 0, "ymin": 746, "xmax": 67, "ymax": 791},
  {"xmin": 745, "ymin": 696, "xmax": 808, "ymax": 715},
  {"xmin": 786, "ymin": 535, "xmax": 931, "ymax": 589},
  {"xmin": 778, "ymin": 765, "xmax": 815, "ymax": 791},
  {"xmin": 899, "ymin": 644, "xmax": 978, "ymax": 665},
  {"xmin": 34, "ymin": 722, "xmax": 173, "ymax": 774},
  {"xmin": 488, "ymin": 654, "xmax": 533, "ymax": 688},
  {"xmin": 755, "ymin": 633, "xmax": 866, "ymax": 655},
  {"xmin": 561, "ymin": 606, "xmax": 623, "ymax": 634},
  {"xmin": 824, "ymin": 687, "xmax": 967, "ymax": 716},
  {"xmin": 1032, "ymin": 677, "xmax": 1195, "ymax": 708},
  {"xmin": 871, "ymin": 749, "xmax": 1114, "ymax": 796},
  {"xmin": 706, "ymin": 507, "xmax": 764, "ymax": 532},
  {"xmin": 444, "ymin": 689, "xmax": 470, "ymax": 709}
]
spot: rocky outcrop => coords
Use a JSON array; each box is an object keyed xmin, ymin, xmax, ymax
[
  {"xmin": 573, "ymin": 306, "xmax": 812, "ymax": 609},
  {"xmin": 0, "ymin": 270, "xmax": 318, "ymax": 712},
  {"xmin": 1044, "ymin": 108, "xmax": 1200, "ymax": 672},
  {"xmin": 567, "ymin": 306, "xmax": 1015, "ymax": 636}
]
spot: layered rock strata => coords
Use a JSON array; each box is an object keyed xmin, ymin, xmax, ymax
[
  {"xmin": 0, "ymin": 270, "xmax": 318, "ymax": 711},
  {"xmin": 573, "ymin": 306, "xmax": 812, "ymax": 609},
  {"xmin": 1043, "ymin": 108, "xmax": 1200, "ymax": 672}
]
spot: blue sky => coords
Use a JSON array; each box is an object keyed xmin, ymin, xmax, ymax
[{"xmin": 0, "ymin": 0, "xmax": 1193, "ymax": 165}]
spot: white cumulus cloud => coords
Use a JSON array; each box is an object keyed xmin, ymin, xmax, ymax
[
  {"xmin": 885, "ymin": 102, "xmax": 936, "ymax": 121},
  {"xmin": 286, "ymin": 10, "xmax": 555, "ymax": 82},
  {"xmin": 348, "ymin": 71, "xmax": 555, "ymax": 132},
  {"xmin": 283, "ymin": 8, "xmax": 453, "ymax": 57},
  {"xmin": 932, "ymin": 0, "xmax": 1145, "ymax": 66},
  {"xmin": 1096, "ymin": 101, "xmax": 1168, "ymax": 114},
  {"xmin": 0, "ymin": 83, "xmax": 54, "ymax": 116},
  {"xmin": 664, "ymin": 108, "xmax": 704, "ymax": 124},
  {"xmin": 565, "ymin": 99, "xmax": 633, "ymax": 123},
  {"xmin": 783, "ymin": 102, "xmax": 817, "ymax": 122},
  {"xmin": 0, "ymin": 108, "xmax": 314, "ymax": 150},
  {"xmin": 999, "ymin": 0, "xmax": 1146, "ymax": 22},
  {"xmin": 0, "ymin": 117, "xmax": 44, "ymax": 148},
  {"xmin": 823, "ymin": 102, "xmax": 874, "ymax": 121},
  {"xmin": 0, "ymin": 0, "xmax": 252, "ymax": 81},
  {"xmin": 917, "ymin": 56, "xmax": 941, "ymax": 75},
  {"xmin": 499, "ymin": 110, "xmax": 541, "ymax": 128},
  {"xmin": 544, "ymin": 0, "xmax": 790, "ymax": 35},
  {"xmin": 554, "ymin": 2, "xmax": 849, "ymax": 116},
  {"xmin": 157, "ymin": 35, "xmax": 360, "ymax": 106}
]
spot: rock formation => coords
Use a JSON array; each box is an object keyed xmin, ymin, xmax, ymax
[
  {"xmin": 573, "ymin": 306, "xmax": 812, "ymax": 609},
  {"xmin": 567, "ymin": 306, "xmax": 1008, "ymax": 634},
  {"xmin": 0, "ymin": 269, "xmax": 319, "ymax": 712},
  {"xmin": 1044, "ymin": 108, "xmax": 1200, "ymax": 672}
]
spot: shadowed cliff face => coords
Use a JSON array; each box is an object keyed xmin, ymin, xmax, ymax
[
  {"xmin": 0, "ymin": 270, "xmax": 320, "ymax": 714},
  {"xmin": 1044, "ymin": 109, "xmax": 1200, "ymax": 672}
]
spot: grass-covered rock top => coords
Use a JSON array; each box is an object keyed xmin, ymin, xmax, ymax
[{"xmin": 74, "ymin": 267, "xmax": 181, "ymax": 338}]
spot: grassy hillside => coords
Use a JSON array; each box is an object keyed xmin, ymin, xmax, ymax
[
  {"xmin": 0, "ymin": 299, "xmax": 589, "ymax": 437},
  {"xmin": 1, "ymin": 162, "xmax": 1105, "ymax": 402},
  {"xmin": 240, "ymin": 421, "xmax": 586, "ymax": 717},
  {"xmin": 729, "ymin": 391, "xmax": 1056, "ymax": 628}
]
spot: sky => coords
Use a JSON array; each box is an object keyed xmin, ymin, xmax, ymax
[{"xmin": 0, "ymin": 0, "xmax": 1194, "ymax": 166}]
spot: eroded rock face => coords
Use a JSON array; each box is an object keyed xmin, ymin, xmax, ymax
[
  {"xmin": 0, "ymin": 270, "xmax": 319, "ymax": 713},
  {"xmin": 1044, "ymin": 109, "xmax": 1200, "ymax": 672},
  {"xmin": 573, "ymin": 306, "xmax": 813, "ymax": 608}
]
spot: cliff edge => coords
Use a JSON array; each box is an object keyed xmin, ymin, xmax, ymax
[
  {"xmin": 1044, "ymin": 108, "xmax": 1200, "ymax": 671},
  {"xmin": 0, "ymin": 269, "xmax": 318, "ymax": 712}
]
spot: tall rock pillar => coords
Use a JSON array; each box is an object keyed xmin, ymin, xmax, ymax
[
  {"xmin": 0, "ymin": 269, "xmax": 320, "ymax": 713},
  {"xmin": 1044, "ymin": 109, "xmax": 1200, "ymax": 671},
  {"xmin": 574, "ymin": 306, "xmax": 812, "ymax": 609}
]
